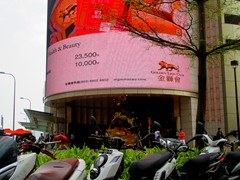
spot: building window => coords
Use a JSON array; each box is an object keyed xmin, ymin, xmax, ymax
[{"xmin": 224, "ymin": 14, "xmax": 240, "ymax": 25}]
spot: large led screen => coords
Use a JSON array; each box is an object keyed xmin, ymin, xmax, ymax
[{"xmin": 46, "ymin": 0, "xmax": 190, "ymax": 97}]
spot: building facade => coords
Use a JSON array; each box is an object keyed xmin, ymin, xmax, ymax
[
  {"xmin": 21, "ymin": 0, "xmax": 240, "ymax": 146},
  {"xmin": 204, "ymin": 0, "xmax": 240, "ymax": 136}
]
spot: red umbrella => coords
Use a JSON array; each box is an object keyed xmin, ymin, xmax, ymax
[
  {"xmin": 4, "ymin": 128, "xmax": 32, "ymax": 135},
  {"xmin": 3, "ymin": 128, "xmax": 14, "ymax": 135},
  {"xmin": 12, "ymin": 128, "xmax": 32, "ymax": 135}
]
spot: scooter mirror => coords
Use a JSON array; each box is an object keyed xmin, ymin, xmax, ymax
[
  {"xmin": 197, "ymin": 121, "xmax": 207, "ymax": 134},
  {"xmin": 90, "ymin": 116, "xmax": 102, "ymax": 134},
  {"xmin": 90, "ymin": 116, "xmax": 97, "ymax": 126},
  {"xmin": 141, "ymin": 133, "xmax": 155, "ymax": 142},
  {"xmin": 197, "ymin": 121, "xmax": 204, "ymax": 126},
  {"xmin": 225, "ymin": 130, "xmax": 238, "ymax": 138},
  {"xmin": 153, "ymin": 121, "xmax": 161, "ymax": 128}
]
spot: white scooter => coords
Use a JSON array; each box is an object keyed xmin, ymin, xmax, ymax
[
  {"xmin": 27, "ymin": 140, "xmax": 86, "ymax": 180},
  {"xmin": 29, "ymin": 157, "xmax": 86, "ymax": 180},
  {"xmin": 87, "ymin": 115, "xmax": 150, "ymax": 180},
  {"xmin": 88, "ymin": 135, "xmax": 182, "ymax": 180},
  {"xmin": 1, "ymin": 153, "xmax": 39, "ymax": 180},
  {"xmin": 187, "ymin": 133, "xmax": 228, "ymax": 154},
  {"xmin": 87, "ymin": 137, "xmax": 125, "ymax": 180},
  {"xmin": 186, "ymin": 122, "xmax": 233, "ymax": 155},
  {"xmin": 0, "ymin": 133, "xmax": 86, "ymax": 180},
  {"xmin": 87, "ymin": 134, "xmax": 152, "ymax": 180},
  {"xmin": 0, "ymin": 135, "xmax": 39, "ymax": 180}
]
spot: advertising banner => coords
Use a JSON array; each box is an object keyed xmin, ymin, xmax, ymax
[{"xmin": 46, "ymin": 0, "xmax": 190, "ymax": 96}]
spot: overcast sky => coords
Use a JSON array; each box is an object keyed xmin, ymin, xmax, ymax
[{"xmin": 0, "ymin": 0, "xmax": 48, "ymax": 130}]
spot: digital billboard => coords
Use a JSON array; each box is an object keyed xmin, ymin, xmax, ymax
[{"xmin": 46, "ymin": 0, "xmax": 190, "ymax": 97}]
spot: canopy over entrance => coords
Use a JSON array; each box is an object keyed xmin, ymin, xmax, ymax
[{"xmin": 19, "ymin": 109, "xmax": 55, "ymax": 133}]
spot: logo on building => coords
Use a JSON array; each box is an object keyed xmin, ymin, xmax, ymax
[
  {"xmin": 158, "ymin": 61, "xmax": 179, "ymax": 72},
  {"xmin": 151, "ymin": 60, "xmax": 184, "ymax": 84}
]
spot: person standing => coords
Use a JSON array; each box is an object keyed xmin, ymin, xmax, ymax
[
  {"xmin": 216, "ymin": 128, "xmax": 224, "ymax": 140},
  {"xmin": 178, "ymin": 129, "xmax": 186, "ymax": 145},
  {"xmin": 104, "ymin": 132, "xmax": 111, "ymax": 148},
  {"xmin": 37, "ymin": 133, "xmax": 45, "ymax": 143},
  {"xmin": 50, "ymin": 131, "xmax": 57, "ymax": 149},
  {"xmin": 136, "ymin": 130, "xmax": 143, "ymax": 148},
  {"xmin": 70, "ymin": 133, "xmax": 76, "ymax": 147},
  {"xmin": 94, "ymin": 130, "xmax": 101, "ymax": 149}
]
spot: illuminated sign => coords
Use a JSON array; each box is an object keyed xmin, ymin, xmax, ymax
[{"xmin": 46, "ymin": 0, "xmax": 190, "ymax": 96}]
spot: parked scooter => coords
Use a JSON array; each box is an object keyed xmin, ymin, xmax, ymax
[
  {"xmin": 217, "ymin": 150, "xmax": 240, "ymax": 180},
  {"xmin": 184, "ymin": 123, "xmax": 240, "ymax": 180},
  {"xmin": 129, "ymin": 136, "xmax": 226, "ymax": 180},
  {"xmin": 28, "ymin": 142, "xmax": 86, "ymax": 180},
  {"xmin": 197, "ymin": 131, "xmax": 240, "ymax": 180},
  {"xmin": 87, "ymin": 116, "xmax": 151, "ymax": 180},
  {"xmin": 152, "ymin": 121, "xmax": 183, "ymax": 150},
  {"xmin": 186, "ymin": 121, "xmax": 231, "ymax": 154},
  {"xmin": 179, "ymin": 123, "xmax": 233, "ymax": 179},
  {"xmin": 88, "ymin": 134, "xmax": 153, "ymax": 180},
  {"xmin": 0, "ymin": 134, "xmax": 50, "ymax": 180},
  {"xmin": 87, "ymin": 136, "xmax": 125, "ymax": 180},
  {"xmin": 128, "ymin": 121, "xmax": 229, "ymax": 180},
  {"xmin": 29, "ymin": 157, "xmax": 86, "ymax": 180},
  {"xmin": 216, "ymin": 131, "xmax": 240, "ymax": 180},
  {"xmin": 0, "ymin": 130, "xmax": 86, "ymax": 180},
  {"xmin": 180, "ymin": 152, "xmax": 225, "ymax": 180},
  {"xmin": 129, "ymin": 121, "xmax": 181, "ymax": 179}
]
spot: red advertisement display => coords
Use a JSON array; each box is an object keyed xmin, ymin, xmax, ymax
[{"xmin": 46, "ymin": 0, "xmax": 190, "ymax": 97}]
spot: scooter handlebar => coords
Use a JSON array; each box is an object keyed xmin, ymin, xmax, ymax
[{"xmin": 19, "ymin": 139, "xmax": 56, "ymax": 159}]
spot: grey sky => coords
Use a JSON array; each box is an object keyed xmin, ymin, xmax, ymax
[{"xmin": 0, "ymin": 0, "xmax": 47, "ymax": 130}]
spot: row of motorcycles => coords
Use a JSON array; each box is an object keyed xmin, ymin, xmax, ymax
[{"xmin": 1, "ymin": 117, "xmax": 240, "ymax": 180}]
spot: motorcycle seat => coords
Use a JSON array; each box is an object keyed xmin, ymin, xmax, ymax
[
  {"xmin": 29, "ymin": 158, "xmax": 79, "ymax": 180},
  {"xmin": 129, "ymin": 151, "xmax": 172, "ymax": 177},
  {"xmin": 182, "ymin": 152, "xmax": 222, "ymax": 173}
]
